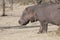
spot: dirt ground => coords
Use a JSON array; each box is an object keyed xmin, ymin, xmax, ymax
[{"xmin": 0, "ymin": 5, "xmax": 60, "ymax": 40}]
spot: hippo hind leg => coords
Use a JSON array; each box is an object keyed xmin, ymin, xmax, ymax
[{"xmin": 38, "ymin": 21, "xmax": 48, "ymax": 34}]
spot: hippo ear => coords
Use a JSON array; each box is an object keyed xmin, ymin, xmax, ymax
[
  {"xmin": 26, "ymin": 7, "xmax": 32, "ymax": 13},
  {"xmin": 25, "ymin": 7, "xmax": 29, "ymax": 11}
]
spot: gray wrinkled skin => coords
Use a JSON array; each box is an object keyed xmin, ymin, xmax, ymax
[{"xmin": 19, "ymin": 3, "xmax": 60, "ymax": 33}]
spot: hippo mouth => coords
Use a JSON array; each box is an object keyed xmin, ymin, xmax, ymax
[
  {"xmin": 22, "ymin": 20, "xmax": 29, "ymax": 25},
  {"xmin": 30, "ymin": 18, "xmax": 38, "ymax": 23}
]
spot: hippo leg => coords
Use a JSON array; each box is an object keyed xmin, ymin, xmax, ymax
[{"xmin": 38, "ymin": 21, "xmax": 48, "ymax": 33}]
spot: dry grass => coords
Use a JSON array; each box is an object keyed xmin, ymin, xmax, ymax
[{"xmin": 55, "ymin": 27, "xmax": 60, "ymax": 36}]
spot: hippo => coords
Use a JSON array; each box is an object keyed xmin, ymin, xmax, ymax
[
  {"xmin": 19, "ymin": 5, "xmax": 38, "ymax": 25},
  {"xmin": 18, "ymin": 3, "xmax": 60, "ymax": 33}
]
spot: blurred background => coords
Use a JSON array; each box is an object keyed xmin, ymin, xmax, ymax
[{"xmin": 0, "ymin": 0, "xmax": 60, "ymax": 16}]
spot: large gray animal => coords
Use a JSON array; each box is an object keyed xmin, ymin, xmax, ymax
[{"xmin": 18, "ymin": 4, "xmax": 60, "ymax": 33}]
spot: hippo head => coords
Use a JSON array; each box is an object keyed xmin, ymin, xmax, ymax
[{"xmin": 18, "ymin": 7, "xmax": 37, "ymax": 25}]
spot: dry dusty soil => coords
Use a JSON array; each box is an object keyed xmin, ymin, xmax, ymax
[{"xmin": 0, "ymin": 4, "xmax": 60, "ymax": 40}]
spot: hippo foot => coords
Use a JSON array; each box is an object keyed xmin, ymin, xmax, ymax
[{"xmin": 37, "ymin": 30, "xmax": 47, "ymax": 34}]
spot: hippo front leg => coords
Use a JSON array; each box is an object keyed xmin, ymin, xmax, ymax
[{"xmin": 38, "ymin": 21, "xmax": 48, "ymax": 33}]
